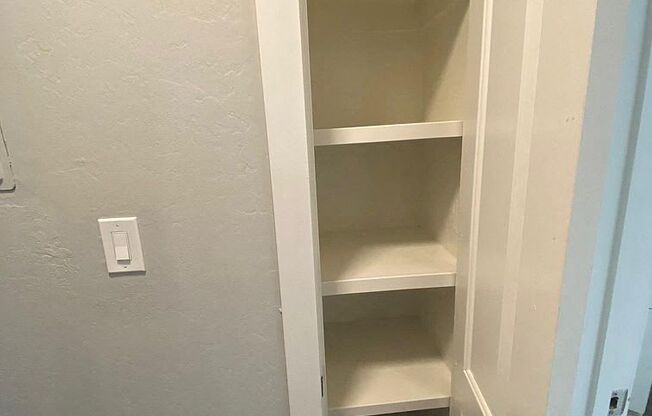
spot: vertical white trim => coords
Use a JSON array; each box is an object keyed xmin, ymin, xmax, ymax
[
  {"xmin": 451, "ymin": 0, "xmax": 493, "ymax": 414},
  {"xmin": 254, "ymin": 1, "xmax": 327, "ymax": 415},
  {"xmin": 464, "ymin": 370, "xmax": 493, "ymax": 416},
  {"xmin": 496, "ymin": 0, "xmax": 544, "ymax": 380},
  {"xmin": 462, "ymin": 0, "xmax": 492, "ymax": 371}
]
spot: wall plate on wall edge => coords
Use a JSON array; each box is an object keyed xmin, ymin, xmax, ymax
[{"xmin": 0, "ymin": 124, "xmax": 15, "ymax": 191}]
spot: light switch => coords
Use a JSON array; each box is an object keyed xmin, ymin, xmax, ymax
[
  {"xmin": 98, "ymin": 217, "xmax": 145, "ymax": 274},
  {"xmin": 111, "ymin": 231, "xmax": 131, "ymax": 261},
  {"xmin": 0, "ymin": 133, "xmax": 15, "ymax": 191}
]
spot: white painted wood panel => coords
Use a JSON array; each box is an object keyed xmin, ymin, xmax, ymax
[
  {"xmin": 451, "ymin": 0, "xmax": 628, "ymax": 415},
  {"xmin": 467, "ymin": 0, "xmax": 530, "ymax": 412},
  {"xmin": 254, "ymin": 0, "xmax": 327, "ymax": 414},
  {"xmin": 450, "ymin": 0, "xmax": 496, "ymax": 414},
  {"xmin": 314, "ymin": 121, "xmax": 463, "ymax": 147},
  {"xmin": 512, "ymin": 0, "xmax": 627, "ymax": 414},
  {"xmin": 320, "ymin": 228, "xmax": 456, "ymax": 296}
]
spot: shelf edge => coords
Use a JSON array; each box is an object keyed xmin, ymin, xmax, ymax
[
  {"xmin": 314, "ymin": 120, "xmax": 463, "ymax": 146},
  {"xmin": 321, "ymin": 272, "xmax": 456, "ymax": 296}
]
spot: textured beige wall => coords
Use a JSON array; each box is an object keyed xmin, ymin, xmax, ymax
[{"xmin": 0, "ymin": 1, "xmax": 289, "ymax": 415}]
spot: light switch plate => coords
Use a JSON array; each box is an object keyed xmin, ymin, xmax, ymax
[
  {"xmin": 0, "ymin": 127, "xmax": 15, "ymax": 191},
  {"xmin": 98, "ymin": 217, "xmax": 145, "ymax": 274}
]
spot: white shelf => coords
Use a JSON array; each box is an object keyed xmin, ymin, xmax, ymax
[
  {"xmin": 320, "ymin": 228, "xmax": 456, "ymax": 296},
  {"xmin": 326, "ymin": 318, "xmax": 451, "ymax": 416},
  {"xmin": 314, "ymin": 121, "xmax": 463, "ymax": 147}
]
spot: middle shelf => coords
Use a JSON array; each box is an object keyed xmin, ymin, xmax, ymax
[
  {"xmin": 320, "ymin": 228, "xmax": 457, "ymax": 296},
  {"xmin": 315, "ymin": 135, "xmax": 462, "ymax": 296},
  {"xmin": 314, "ymin": 120, "xmax": 463, "ymax": 147}
]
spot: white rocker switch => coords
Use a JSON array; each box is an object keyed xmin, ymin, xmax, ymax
[
  {"xmin": 98, "ymin": 217, "xmax": 145, "ymax": 274},
  {"xmin": 111, "ymin": 231, "xmax": 131, "ymax": 262},
  {"xmin": 0, "ymin": 135, "xmax": 15, "ymax": 191}
]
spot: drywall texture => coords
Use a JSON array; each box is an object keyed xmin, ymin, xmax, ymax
[{"xmin": 0, "ymin": 2, "xmax": 289, "ymax": 416}]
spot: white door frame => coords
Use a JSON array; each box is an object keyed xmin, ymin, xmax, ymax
[
  {"xmin": 551, "ymin": 0, "xmax": 649, "ymax": 415},
  {"xmin": 454, "ymin": 0, "xmax": 633, "ymax": 414},
  {"xmin": 254, "ymin": 0, "xmax": 494, "ymax": 413},
  {"xmin": 586, "ymin": 1, "xmax": 652, "ymax": 413},
  {"xmin": 254, "ymin": 1, "xmax": 327, "ymax": 414}
]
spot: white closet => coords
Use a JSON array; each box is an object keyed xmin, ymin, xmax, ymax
[
  {"xmin": 254, "ymin": 0, "xmax": 625, "ymax": 414},
  {"xmin": 308, "ymin": 0, "xmax": 467, "ymax": 414}
]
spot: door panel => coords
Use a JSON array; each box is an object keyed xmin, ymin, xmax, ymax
[
  {"xmin": 453, "ymin": 0, "xmax": 605, "ymax": 414},
  {"xmin": 452, "ymin": 0, "xmax": 529, "ymax": 414},
  {"xmin": 470, "ymin": 0, "xmax": 527, "ymax": 409}
]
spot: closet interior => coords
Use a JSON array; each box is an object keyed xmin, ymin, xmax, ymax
[{"xmin": 307, "ymin": 0, "xmax": 469, "ymax": 414}]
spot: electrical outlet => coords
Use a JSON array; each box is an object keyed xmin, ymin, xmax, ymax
[{"xmin": 609, "ymin": 389, "xmax": 628, "ymax": 416}]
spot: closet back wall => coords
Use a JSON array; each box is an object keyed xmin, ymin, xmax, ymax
[
  {"xmin": 308, "ymin": 0, "xmax": 469, "ymax": 128},
  {"xmin": 0, "ymin": 1, "xmax": 289, "ymax": 416}
]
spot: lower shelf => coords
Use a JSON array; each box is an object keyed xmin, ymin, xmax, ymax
[
  {"xmin": 325, "ymin": 318, "xmax": 451, "ymax": 416},
  {"xmin": 320, "ymin": 228, "xmax": 457, "ymax": 296}
]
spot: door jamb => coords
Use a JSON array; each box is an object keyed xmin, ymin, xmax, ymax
[{"xmin": 254, "ymin": 0, "xmax": 327, "ymax": 414}]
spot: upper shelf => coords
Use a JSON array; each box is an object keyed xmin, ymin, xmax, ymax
[{"xmin": 313, "ymin": 120, "xmax": 463, "ymax": 147}]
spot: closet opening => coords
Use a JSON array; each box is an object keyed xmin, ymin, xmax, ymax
[{"xmin": 306, "ymin": 0, "xmax": 470, "ymax": 414}]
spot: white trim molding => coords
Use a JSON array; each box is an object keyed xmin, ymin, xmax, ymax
[{"xmin": 254, "ymin": 0, "xmax": 327, "ymax": 414}]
